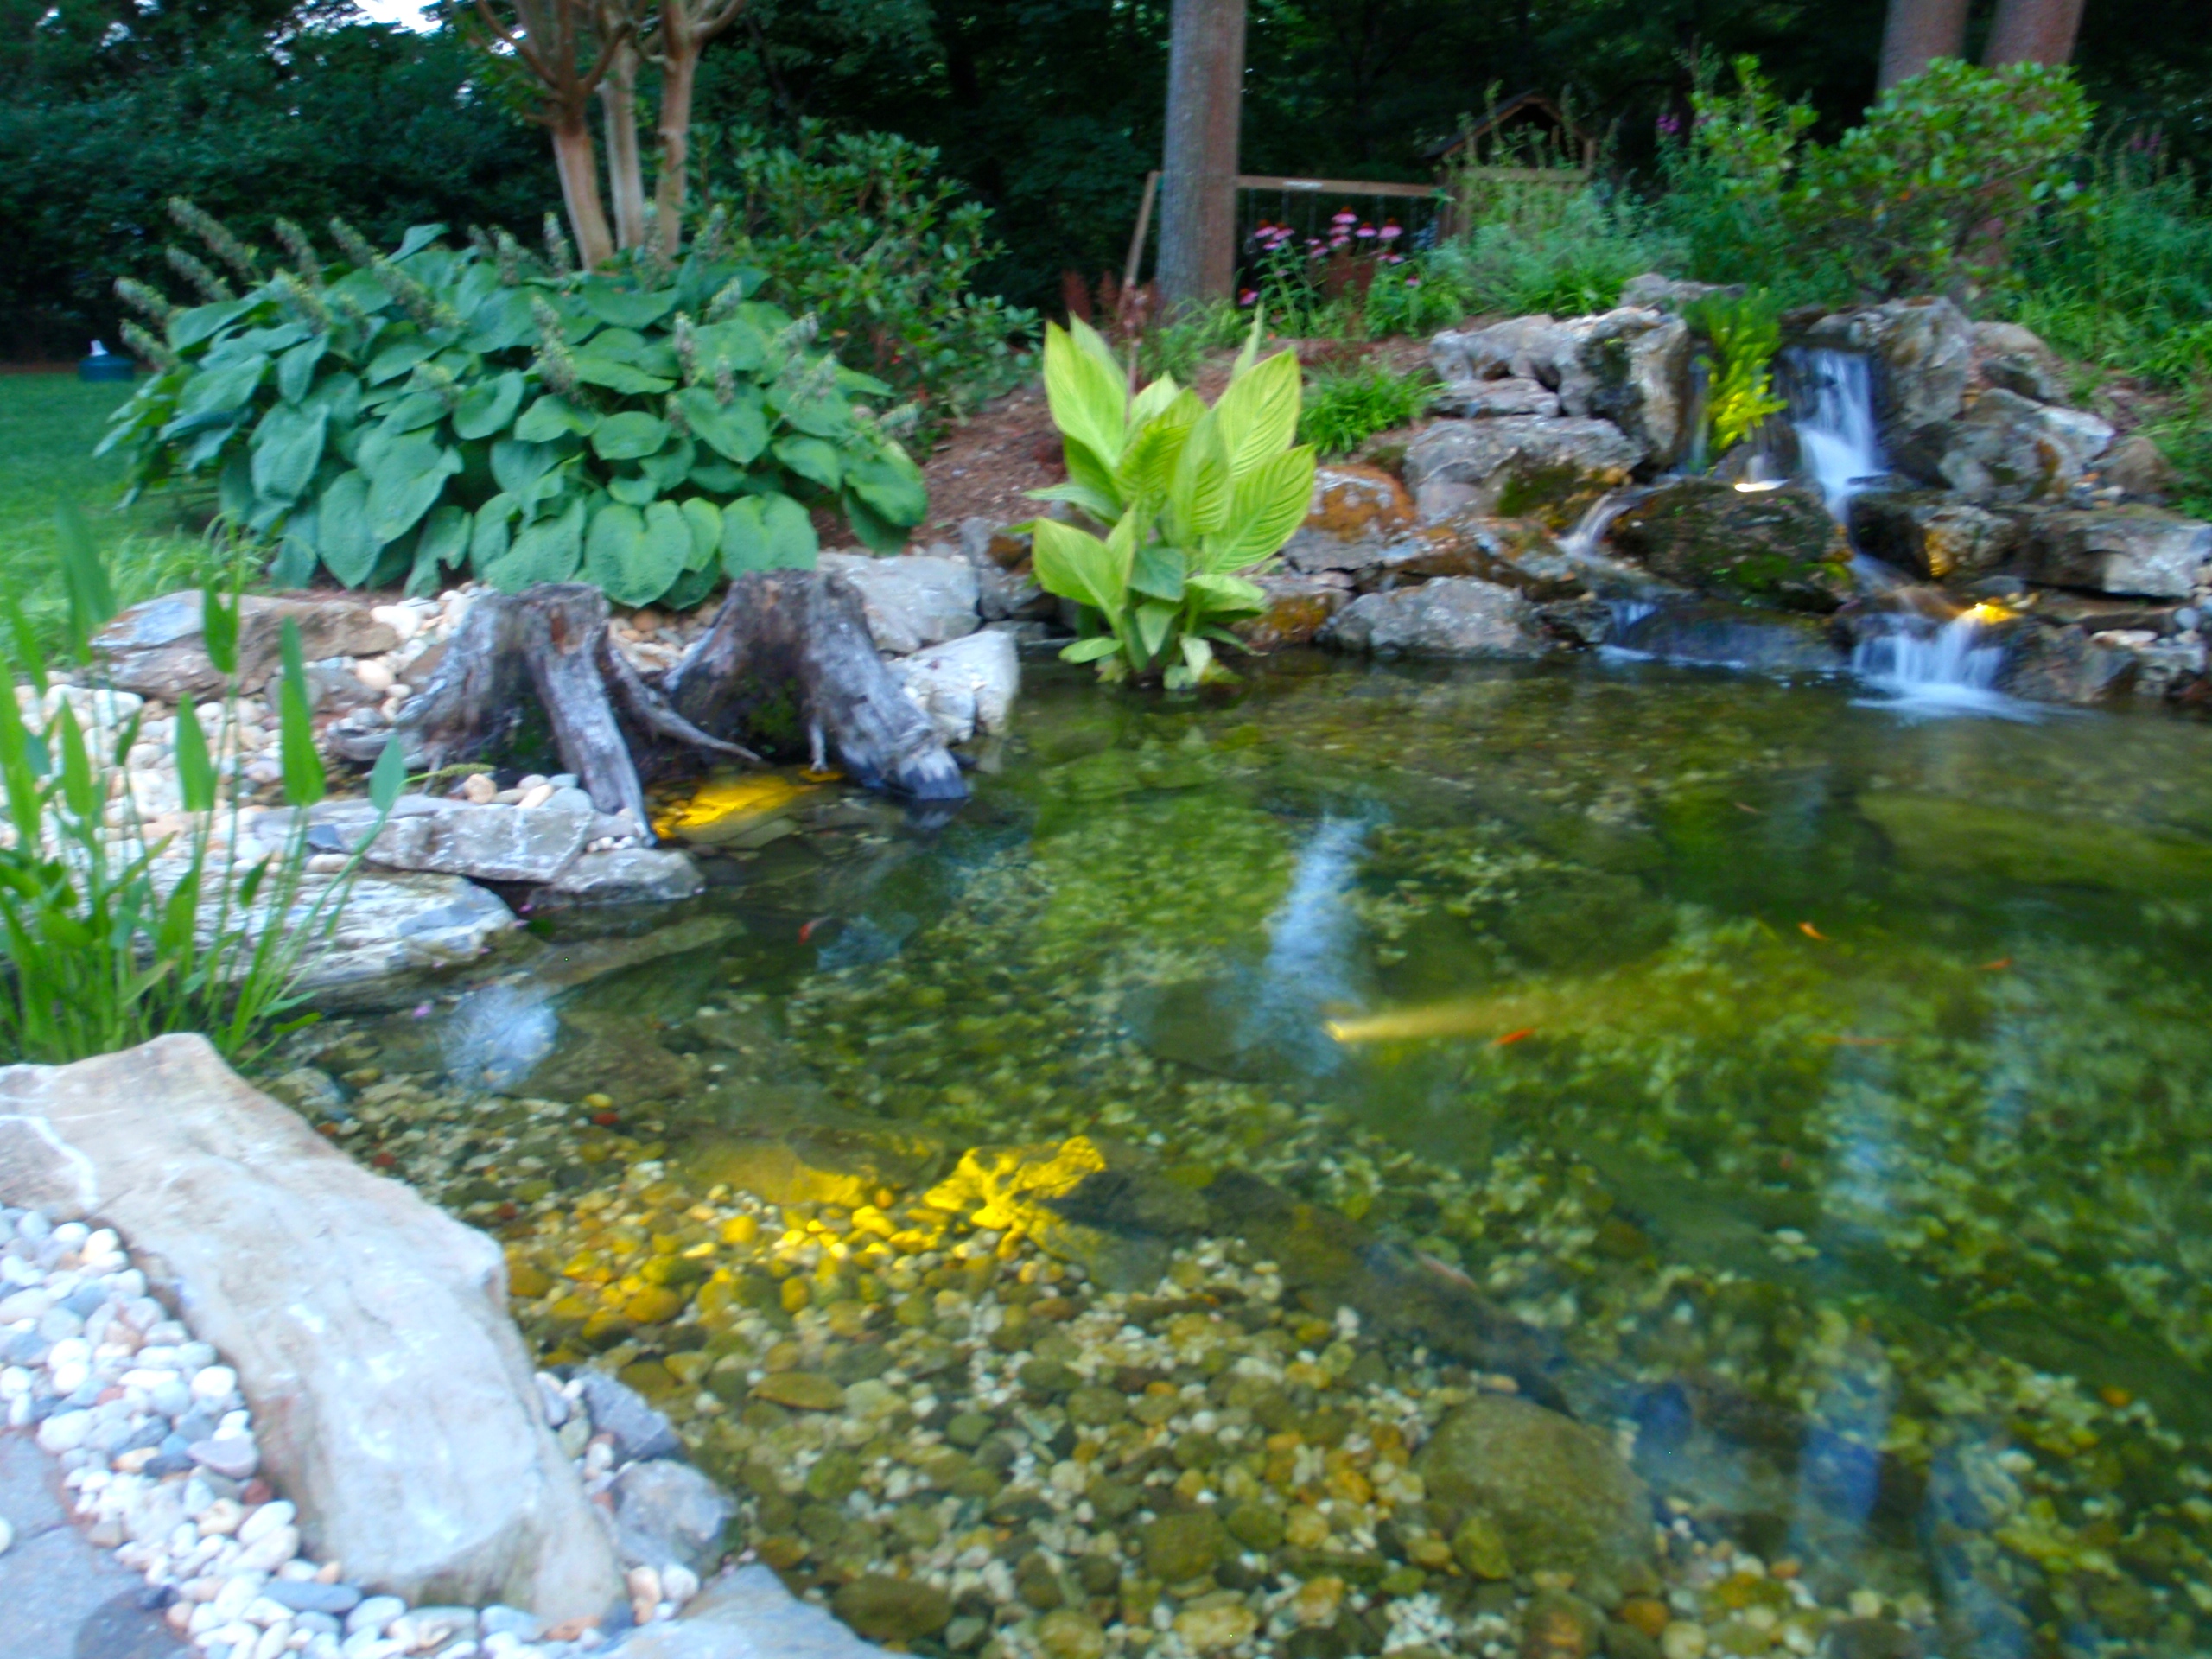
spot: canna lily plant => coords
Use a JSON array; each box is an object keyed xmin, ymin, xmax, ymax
[{"xmin": 1028, "ymin": 315, "xmax": 1316, "ymax": 689}]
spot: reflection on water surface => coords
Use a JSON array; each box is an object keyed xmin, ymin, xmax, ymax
[{"xmin": 305, "ymin": 655, "xmax": 2212, "ymax": 1659}]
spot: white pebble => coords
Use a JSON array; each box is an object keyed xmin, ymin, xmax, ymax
[
  {"xmin": 352, "ymin": 660, "xmax": 395, "ymax": 694},
  {"xmin": 191, "ymin": 1365, "xmax": 238, "ymax": 1402},
  {"xmin": 238, "ymin": 1501, "xmax": 296, "ymax": 1545}
]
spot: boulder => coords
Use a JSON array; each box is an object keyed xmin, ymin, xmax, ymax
[
  {"xmin": 2101, "ymin": 434, "xmax": 2177, "ymax": 502},
  {"xmin": 1414, "ymin": 1393, "xmax": 1653, "ymax": 1582},
  {"xmin": 294, "ymin": 871, "xmax": 516, "ymax": 1001},
  {"xmin": 1971, "ymin": 320, "xmax": 2065, "ymax": 404},
  {"xmin": 1432, "ymin": 376, "xmax": 1560, "ymax": 419},
  {"xmin": 1618, "ymin": 273, "xmax": 1744, "ymax": 313},
  {"xmin": 1608, "ymin": 480, "xmax": 1853, "ymax": 613},
  {"xmin": 276, "ymin": 799, "xmax": 595, "ymax": 886},
  {"xmin": 94, "ymin": 593, "xmax": 400, "ymax": 703},
  {"xmin": 0, "ymin": 1036, "xmax": 624, "ymax": 1620},
  {"xmin": 1231, "ymin": 574, "xmax": 1351, "ymax": 652},
  {"xmin": 1431, "ymin": 316, "xmax": 1567, "ymax": 386},
  {"xmin": 1320, "ymin": 577, "xmax": 1552, "ymax": 659},
  {"xmin": 950, "ymin": 524, "xmax": 1052, "ymax": 621},
  {"xmin": 1993, "ymin": 623, "xmax": 2141, "ymax": 703},
  {"xmin": 2019, "ymin": 506, "xmax": 2212, "ymax": 598},
  {"xmin": 1611, "ymin": 601, "xmax": 1847, "ymax": 674},
  {"xmin": 1802, "ymin": 298, "xmax": 1974, "ymax": 457},
  {"xmin": 1555, "ymin": 309, "xmax": 1694, "ymax": 468},
  {"xmin": 615, "ymin": 1564, "xmax": 890, "ymax": 1659},
  {"xmin": 1279, "ymin": 464, "xmax": 1418, "ymax": 574},
  {"xmin": 1848, "ymin": 490, "xmax": 2024, "ymax": 582},
  {"xmin": 1357, "ymin": 513, "xmax": 1586, "ymax": 601},
  {"xmin": 1402, "ymin": 417, "xmax": 1643, "ymax": 531},
  {"xmin": 892, "ymin": 629, "xmax": 1020, "ymax": 746},
  {"xmin": 534, "ymin": 847, "xmax": 706, "ymax": 908},
  {"xmin": 612, "ymin": 1459, "xmax": 735, "ymax": 1572},
  {"xmin": 817, "ymin": 552, "xmax": 981, "ymax": 655},
  {"xmin": 1918, "ymin": 388, "xmax": 2113, "ymax": 504}
]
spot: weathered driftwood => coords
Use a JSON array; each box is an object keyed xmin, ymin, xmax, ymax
[
  {"xmin": 372, "ymin": 576, "xmax": 963, "ymax": 831},
  {"xmin": 665, "ymin": 571, "xmax": 966, "ymax": 801}
]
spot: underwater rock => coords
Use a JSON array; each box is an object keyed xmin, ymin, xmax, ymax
[
  {"xmin": 1847, "ymin": 490, "xmax": 2024, "ymax": 582},
  {"xmin": 619, "ymin": 1564, "xmax": 889, "ymax": 1658},
  {"xmin": 817, "ymin": 551, "xmax": 981, "ymax": 657},
  {"xmin": 1608, "ymin": 480, "xmax": 1851, "ymax": 613},
  {"xmin": 689, "ymin": 1121, "xmax": 947, "ymax": 1209},
  {"xmin": 1402, "ymin": 417, "xmax": 1643, "ymax": 531},
  {"xmin": 1322, "ymin": 577, "xmax": 1554, "ymax": 659},
  {"xmin": 1414, "ymin": 1393, "xmax": 1653, "ymax": 1582},
  {"xmin": 830, "ymin": 1574, "xmax": 952, "ymax": 1642},
  {"xmin": 612, "ymin": 1459, "xmax": 735, "ymax": 1572},
  {"xmin": 1232, "ymin": 574, "xmax": 1352, "ymax": 652},
  {"xmin": 1858, "ymin": 789, "xmax": 2212, "ymax": 893},
  {"xmin": 2019, "ymin": 505, "xmax": 2212, "ymax": 599},
  {"xmin": 520, "ymin": 1014, "xmax": 697, "ymax": 1109},
  {"xmin": 924, "ymin": 1135, "xmax": 1202, "ymax": 1288},
  {"xmin": 1611, "ymin": 602, "xmax": 1846, "ymax": 674}
]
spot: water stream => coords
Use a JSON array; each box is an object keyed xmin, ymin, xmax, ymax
[{"xmin": 1783, "ymin": 346, "xmax": 1887, "ymax": 519}]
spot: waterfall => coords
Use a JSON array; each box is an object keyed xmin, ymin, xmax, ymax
[
  {"xmin": 1784, "ymin": 348, "xmax": 1885, "ymax": 519},
  {"xmin": 1560, "ymin": 489, "xmax": 1643, "ymax": 563},
  {"xmin": 1850, "ymin": 609, "xmax": 2022, "ymax": 713}
]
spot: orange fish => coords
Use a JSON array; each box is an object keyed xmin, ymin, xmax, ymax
[
  {"xmin": 1496, "ymin": 1027, "xmax": 1536, "ymax": 1046},
  {"xmin": 1980, "ymin": 957, "xmax": 2012, "ymax": 971},
  {"xmin": 1799, "ymin": 921, "xmax": 1827, "ymax": 940}
]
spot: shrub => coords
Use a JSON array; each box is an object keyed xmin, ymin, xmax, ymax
[
  {"xmin": 0, "ymin": 510, "xmax": 403, "ymax": 1065},
  {"xmin": 1686, "ymin": 293, "xmax": 1788, "ymax": 456},
  {"xmin": 1300, "ymin": 360, "xmax": 1439, "ymax": 457},
  {"xmin": 1425, "ymin": 190, "xmax": 1682, "ymax": 318},
  {"xmin": 707, "ymin": 124, "xmax": 1037, "ymax": 435},
  {"xmin": 99, "ymin": 204, "xmax": 929, "ymax": 612},
  {"xmin": 1029, "ymin": 319, "xmax": 1315, "ymax": 689}
]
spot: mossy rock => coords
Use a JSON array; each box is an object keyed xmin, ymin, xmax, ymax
[
  {"xmin": 1414, "ymin": 1394, "xmax": 1652, "ymax": 1582},
  {"xmin": 1609, "ymin": 480, "xmax": 1852, "ymax": 613}
]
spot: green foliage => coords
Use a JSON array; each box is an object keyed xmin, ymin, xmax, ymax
[
  {"xmin": 0, "ymin": 511, "xmax": 404, "ymax": 1065},
  {"xmin": 1427, "ymin": 190, "xmax": 1683, "ymax": 318},
  {"xmin": 1299, "ymin": 360, "xmax": 1438, "ymax": 457},
  {"xmin": 1687, "ymin": 292, "xmax": 1789, "ymax": 456},
  {"xmin": 1029, "ymin": 318, "xmax": 1316, "ymax": 690},
  {"xmin": 1662, "ymin": 56, "xmax": 2092, "ymax": 303},
  {"xmin": 706, "ymin": 124, "xmax": 1036, "ymax": 435},
  {"xmin": 100, "ymin": 208, "xmax": 929, "ymax": 609}
]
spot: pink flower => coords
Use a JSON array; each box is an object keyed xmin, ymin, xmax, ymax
[
  {"xmin": 1405, "ymin": 275, "xmax": 1422, "ymax": 287},
  {"xmin": 1238, "ymin": 289, "xmax": 1258, "ymax": 306},
  {"xmin": 1355, "ymin": 225, "xmax": 1376, "ymax": 239},
  {"xmin": 1378, "ymin": 223, "xmax": 1402, "ymax": 241},
  {"xmin": 1332, "ymin": 210, "xmax": 1357, "ymax": 226}
]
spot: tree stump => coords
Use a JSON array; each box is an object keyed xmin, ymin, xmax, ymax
[{"xmin": 377, "ymin": 575, "xmax": 964, "ymax": 834}]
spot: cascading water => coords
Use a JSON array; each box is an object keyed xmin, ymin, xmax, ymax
[
  {"xmin": 1850, "ymin": 608, "xmax": 2024, "ymax": 715},
  {"xmin": 1783, "ymin": 347, "xmax": 1885, "ymax": 519}
]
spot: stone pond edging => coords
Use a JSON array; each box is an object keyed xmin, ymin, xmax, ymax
[{"xmin": 0, "ymin": 1035, "xmax": 895, "ymax": 1659}]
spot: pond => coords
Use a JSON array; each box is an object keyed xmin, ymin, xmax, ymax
[{"xmin": 299, "ymin": 652, "xmax": 2212, "ymax": 1659}]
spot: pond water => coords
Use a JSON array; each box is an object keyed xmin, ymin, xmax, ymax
[{"xmin": 307, "ymin": 653, "xmax": 2212, "ymax": 1659}]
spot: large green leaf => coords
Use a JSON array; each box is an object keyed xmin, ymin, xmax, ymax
[
  {"xmin": 639, "ymin": 439, "xmax": 696, "ymax": 490},
  {"xmin": 1032, "ymin": 517, "xmax": 1130, "ymax": 618},
  {"xmin": 607, "ymin": 473, "xmax": 659, "ymax": 506},
  {"xmin": 773, "ymin": 435, "xmax": 842, "ymax": 491},
  {"xmin": 676, "ymin": 386, "xmax": 767, "ymax": 463},
  {"xmin": 452, "ymin": 371, "xmax": 525, "ymax": 441},
  {"xmin": 1116, "ymin": 391, "xmax": 1205, "ymax": 508},
  {"xmin": 584, "ymin": 503, "xmax": 645, "ymax": 602},
  {"xmin": 721, "ymin": 493, "xmax": 818, "ymax": 575},
  {"xmin": 1185, "ymin": 571, "xmax": 1268, "ymax": 617},
  {"xmin": 593, "ymin": 411, "xmax": 672, "ymax": 461},
  {"xmin": 276, "ymin": 336, "xmax": 328, "ymax": 405},
  {"xmin": 469, "ymin": 494, "xmax": 518, "ymax": 575},
  {"xmin": 579, "ymin": 280, "xmax": 678, "ymax": 330},
  {"xmin": 679, "ymin": 498, "xmax": 722, "ymax": 570},
  {"xmin": 366, "ymin": 335, "xmax": 438, "ymax": 385},
  {"xmin": 844, "ymin": 448, "xmax": 928, "ymax": 529},
  {"xmin": 491, "ymin": 438, "xmax": 560, "ymax": 496},
  {"xmin": 571, "ymin": 355, "xmax": 675, "ymax": 395},
  {"xmin": 1129, "ymin": 540, "xmax": 1186, "ymax": 603},
  {"xmin": 365, "ymin": 436, "xmax": 461, "ymax": 544},
  {"xmin": 466, "ymin": 289, "xmax": 537, "ymax": 353},
  {"xmin": 316, "ymin": 470, "xmax": 378, "ymax": 587},
  {"xmin": 1167, "ymin": 411, "xmax": 1232, "ymax": 543},
  {"xmin": 177, "ymin": 359, "xmax": 267, "ymax": 421},
  {"xmin": 1041, "ymin": 321, "xmax": 1128, "ymax": 470},
  {"xmin": 483, "ymin": 498, "xmax": 584, "ymax": 591},
  {"xmin": 514, "ymin": 395, "xmax": 595, "ymax": 442},
  {"xmin": 1205, "ymin": 443, "xmax": 1318, "ymax": 571},
  {"xmin": 168, "ymin": 298, "xmax": 257, "ymax": 351},
  {"xmin": 1211, "ymin": 346, "xmax": 1304, "ymax": 478},
  {"xmin": 277, "ymin": 620, "xmax": 326, "ymax": 807},
  {"xmin": 408, "ymin": 504, "xmax": 471, "ymax": 597},
  {"xmin": 250, "ymin": 403, "xmax": 327, "ymax": 504}
]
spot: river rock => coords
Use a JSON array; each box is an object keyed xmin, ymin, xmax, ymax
[
  {"xmin": 1280, "ymin": 464, "xmax": 1419, "ymax": 573},
  {"xmin": 0, "ymin": 1035, "xmax": 624, "ymax": 1619},
  {"xmin": 1142, "ymin": 1510, "xmax": 1233, "ymax": 1581},
  {"xmin": 1555, "ymin": 308, "xmax": 1694, "ymax": 469},
  {"xmin": 1916, "ymin": 388, "xmax": 2113, "ymax": 504},
  {"xmin": 93, "ymin": 592, "xmax": 401, "ymax": 702},
  {"xmin": 616, "ymin": 1564, "xmax": 890, "ymax": 1658},
  {"xmin": 613, "ymin": 1459, "xmax": 735, "ymax": 1571},
  {"xmin": 1848, "ymin": 490, "xmax": 2024, "ymax": 582},
  {"xmin": 294, "ymin": 871, "xmax": 517, "ymax": 1002},
  {"xmin": 2019, "ymin": 505, "xmax": 2212, "ymax": 598},
  {"xmin": 1231, "ymin": 574, "xmax": 1351, "ymax": 652},
  {"xmin": 1321, "ymin": 577, "xmax": 1552, "ymax": 658},
  {"xmin": 1402, "ymin": 417, "xmax": 1643, "ymax": 530},
  {"xmin": 1971, "ymin": 320, "xmax": 2065, "ymax": 404},
  {"xmin": 892, "ymin": 629, "xmax": 1020, "ymax": 746},
  {"xmin": 534, "ymin": 846, "xmax": 705, "ymax": 908},
  {"xmin": 1802, "ymin": 297, "xmax": 1974, "ymax": 456},
  {"xmin": 831, "ymin": 1574, "xmax": 953, "ymax": 1642},
  {"xmin": 575, "ymin": 1370, "xmax": 686, "ymax": 1461},
  {"xmin": 819, "ymin": 551, "xmax": 981, "ymax": 655},
  {"xmin": 1608, "ymin": 480, "xmax": 1852, "ymax": 613},
  {"xmin": 1357, "ymin": 513, "xmax": 1586, "ymax": 600},
  {"xmin": 1414, "ymin": 1393, "xmax": 1653, "ymax": 1582},
  {"xmin": 2101, "ymin": 434, "xmax": 2177, "ymax": 501}
]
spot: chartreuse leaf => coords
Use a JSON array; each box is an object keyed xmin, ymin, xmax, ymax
[
  {"xmin": 1204, "ymin": 443, "xmax": 1318, "ymax": 572},
  {"xmin": 201, "ymin": 587, "xmax": 240, "ymax": 677},
  {"xmin": 1031, "ymin": 517, "xmax": 1130, "ymax": 618},
  {"xmin": 1129, "ymin": 540, "xmax": 1185, "ymax": 603},
  {"xmin": 1041, "ymin": 321, "xmax": 1128, "ymax": 471},
  {"xmin": 277, "ymin": 619, "xmax": 326, "ymax": 808},
  {"xmin": 1129, "ymin": 374, "xmax": 1183, "ymax": 429},
  {"xmin": 1166, "ymin": 410, "xmax": 1231, "ymax": 543},
  {"xmin": 1211, "ymin": 345, "xmax": 1302, "ymax": 478}
]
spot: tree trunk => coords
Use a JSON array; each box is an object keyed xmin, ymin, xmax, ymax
[
  {"xmin": 1983, "ymin": 0, "xmax": 2087, "ymax": 65},
  {"xmin": 599, "ymin": 40, "xmax": 650, "ymax": 251},
  {"xmin": 664, "ymin": 572, "xmax": 967, "ymax": 799},
  {"xmin": 652, "ymin": 28, "xmax": 701, "ymax": 257},
  {"xmin": 1156, "ymin": 0, "xmax": 1246, "ymax": 314},
  {"xmin": 551, "ymin": 111, "xmax": 618, "ymax": 270},
  {"xmin": 1877, "ymin": 0, "xmax": 1972, "ymax": 88}
]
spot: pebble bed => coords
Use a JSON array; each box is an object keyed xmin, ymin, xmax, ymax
[{"xmin": 0, "ymin": 1205, "xmax": 710, "ymax": 1659}]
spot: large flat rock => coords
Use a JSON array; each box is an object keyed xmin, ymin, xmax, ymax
[
  {"xmin": 614, "ymin": 1565, "xmax": 888, "ymax": 1659},
  {"xmin": 818, "ymin": 552, "xmax": 981, "ymax": 655},
  {"xmin": 93, "ymin": 593, "xmax": 399, "ymax": 702},
  {"xmin": 0, "ymin": 1037, "xmax": 624, "ymax": 1622}
]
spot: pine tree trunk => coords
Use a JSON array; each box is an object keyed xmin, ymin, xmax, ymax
[
  {"xmin": 1983, "ymin": 0, "xmax": 2087, "ymax": 65},
  {"xmin": 1156, "ymin": 0, "xmax": 1246, "ymax": 314},
  {"xmin": 551, "ymin": 111, "xmax": 618, "ymax": 270},
  {"xmin": 1877, "ymin": 0, "xmax": 1972, "ymax": 88},
  {"xmin": 599, "ymin": 40, "xmax": 650, "ymax": 252}
]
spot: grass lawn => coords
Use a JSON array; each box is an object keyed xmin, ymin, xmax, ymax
[{"xmin": 0, "ymin": 372, "xmax": 222, "ymax": 651}]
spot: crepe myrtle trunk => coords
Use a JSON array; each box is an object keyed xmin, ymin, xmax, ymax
[
  {"xmin": 1877, "ymin": 0, "xmax": 1972, "ymax": 88},
  {"xmin": 551, "ymin": 112, "xmax": 618, "ymax": 270},
  {"xmin": 599, "ymin": 39, "xmax": 651, "ymax": 251},
  {"xmin": 1156, "ymin": 0, "xmax": 1247, "ymax": 313},
  {"xmin": 1983, "ymin": 0, "xmax": 2088, "ymax": 65}
]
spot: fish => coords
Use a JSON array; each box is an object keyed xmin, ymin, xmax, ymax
[
  {"xmin": 1325, "ymin": 985, "xmax": 1573, "ymax": 1045},
  {"xmin": 1798, "ymin": 921, "xmax": 1827, "ymax": 940}
]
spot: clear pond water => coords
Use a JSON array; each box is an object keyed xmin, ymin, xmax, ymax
[{"xmin": 321, "ymin": 652, "xmax": 2212, "ymax": 1657}]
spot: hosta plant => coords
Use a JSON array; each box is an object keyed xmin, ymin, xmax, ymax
[
  {"xmin": 99, "ymin": 206, "xmax": 929, "ymax": 612},
  {"xmin": 1029, "ymin": 317, "xmax": 1315, "ymax": 689}
]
